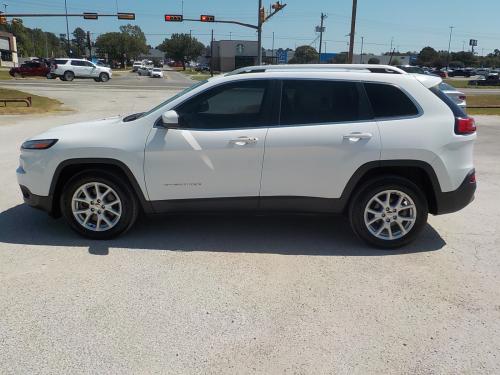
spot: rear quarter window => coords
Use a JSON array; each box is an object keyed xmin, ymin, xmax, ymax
[
  {"xmin": 364, "ymin": 83, "xmax": 420, "ymax": 118},
  {"xmin": 430, "ymin": 85, "xmax": 467, "ymax": 117}
]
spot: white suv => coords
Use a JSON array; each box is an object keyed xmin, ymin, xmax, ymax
[
  {"xmin": 17, "ymin": 65, "xmax": 476, "ymax": 248},
  {"xmin": 50, "ymin": 58, "xmax": 112, "ymax": 82}
]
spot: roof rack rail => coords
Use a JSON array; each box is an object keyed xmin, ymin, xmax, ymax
[{"xmin": 227, "ymin": 64, "xmax": 406, "ymax": 76}]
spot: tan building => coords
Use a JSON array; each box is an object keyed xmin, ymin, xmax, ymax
[
  {"xmin": 0, "ymin": 31, "xmax": 18, "ymax": 67},
  {"xmin": 211, "ymin": 40, "xmax": 258, "ymax": 72}
]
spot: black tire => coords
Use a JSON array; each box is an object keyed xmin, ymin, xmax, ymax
[
  {"xmin": 348, "ymin": 176, "xmax": 428, "ymax": 249},
  {"xmin": 99, "ymin": 73, "xmax": 109, "ymax": 82},
  {"xmin": 63, "ymin": 71, "xmax": 74, "ymax": 81},
  {"xmin": 94, "ymin": 78, "xmax": 100, "ymax": 82},
  {"xmin": 60, "ymin": 171, "xmax": 139, "ymax": 240}
]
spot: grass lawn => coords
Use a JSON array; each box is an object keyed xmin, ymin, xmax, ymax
[
  {"xmin": 467, "ymin": 94, "xmax": 500, "ymax": 115},
  {"xmin": 0, "ymin": 87, "xmax": 66, "ymax": 115},
  {"xmin": 444, "ymin": 79, "xmax": 499, "ymax": 90},
  {"xmin": 181, "ymin": 68, "xmax": 218, "ymax": 81},
  {"xmin": 0, "ymin": 70, "xmax": 12, "ymax": 80}
]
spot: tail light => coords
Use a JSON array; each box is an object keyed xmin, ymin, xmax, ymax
[
  {"xmin": 469, "ymin": 172, "xmax": 476, "ymax": 184},
  {"xmin": 455, "ymin": 117, "xmax": 476, "ymax": 135},
  {"xmin": 458, "ymin": 95, "xmax": 466, "ymax": 101}
]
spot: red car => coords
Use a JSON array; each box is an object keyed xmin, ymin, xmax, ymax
[{"xmin": 9, "ymin": 61, "xmax": 51, "ymax": 78}]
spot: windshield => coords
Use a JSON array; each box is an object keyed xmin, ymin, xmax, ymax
[{"xmin": 137, "ymin": 80, "xmax": 208, "ymax": 119}]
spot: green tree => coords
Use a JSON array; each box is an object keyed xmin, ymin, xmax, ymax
[
  {"xmin": 367, "ymin": 57, "xmax": 380, "ymax": 64},
  {"xmin": 288, "ymin": 45, "xmax": 318, "ymax": 64},
  {"xmin": 417, "ymin": 46, "xmax": 438, "ymax": 66},
  {"xmin": 95, "ymin": 24, "xmax": 148, "ymax": 65},
  {"xmin": 390, "ymin": 57, "xmax": 401, "ymax": 65},
  {"xmin": 72, "ymin": 27, "xmax": 87, "ymax": 57},
  {"xmin": 158, "ymin": 33, "xmax": 205, "ymax": 70}
]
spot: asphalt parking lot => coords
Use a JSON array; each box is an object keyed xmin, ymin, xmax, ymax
[{"xmin": 0, "ymin": 78, "xmax": 499, "ymax": 374}]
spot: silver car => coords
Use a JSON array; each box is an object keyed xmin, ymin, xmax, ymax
[{"xmin": 439, "ymin": 82, "xmax": 466, "ymax": 110}]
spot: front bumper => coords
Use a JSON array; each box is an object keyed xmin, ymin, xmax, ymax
[
  {"xmin": 434, "ymin": 169, "xmax": 476, "ymax": 215},
  {"xmin": 19, "ymin": 185, "xmax": 53, "ymax": 215}
]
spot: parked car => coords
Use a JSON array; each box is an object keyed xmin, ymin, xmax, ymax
[
  {"xmin": 195, "ymin": 63, "xmax": 210, "ymax": 72},
  {"xmin": 132, "ymin": 62, "xmax": 143, "ymax": 72},
  {"xmin": 17, "ymin": 64, "xmax": 476, "ymax": 248},
  {"xmin": 396, "ymin": 65, "xmax": 425, "ymax": 74},
  {"xmin": 137, "ymin": 66, "xmax": 152, "ymax": 76},
  {"xmin": 50, "ymin": 58, "xmax": 112, "ymax": 82},
  {"xmin": 150, "ymin": 68, "xmax": 164, "ymax": 78},
  {"xmin": 469, "ymin": 73, "xmax": 500, "ymax": 86},
  {"xmin": 448, "ymin": 69, "xmax": 471, "ymax": 78},
  {"xmin": 475, "ymin": 68, "xmax": 490, "ymax": 77},
  {"xmin": 9, "ymin": 61, "xmax": 51, "ymax": 78},
  {"xmin": 430, "ymin": 69, "xmax": 448, "ymax": 78},
  {"xmin": 439, "ymin": 82, "xmax": 466, "ymax": 109}
]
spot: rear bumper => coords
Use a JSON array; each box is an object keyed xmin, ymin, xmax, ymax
[
  {"xmin": 19, "ymin": 185, "xmax": 53, "ymax": 215},
  {"xmin": 434, "ymin": 169, "xmax": 476, "ymax": 215}
]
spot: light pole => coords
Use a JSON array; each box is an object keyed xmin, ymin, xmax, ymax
[
  {"xmin": 360, "ymin": 36, "xmax": 364, "ymax": 64},
  {"xmin": 446, "ymin": 26, "xmax": 454, "ymax": 70},
  {"xmin": 2, "ymin": 3, "xmax": 7, "ymax": 14},
  {"xmin": 64, "ymin": 0, "xmax": 71, "ymax": 57}
]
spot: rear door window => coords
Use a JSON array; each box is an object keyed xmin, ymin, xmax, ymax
[
  {"xmin": 54, "ymin": 59, "xmax": 68, "ymax": 65},
  {"xmin": 364, "ymin": 83, "xmax": 420, "ymax": 118},
  {"xmin": 279, "ymin": 80, "xmax": 372, "ymax": 125}
]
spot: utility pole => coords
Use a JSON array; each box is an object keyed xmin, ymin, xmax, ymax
[
  {"xmin": 390, "ymin": 36, "xmax": 393, "ymax": 53},
  {"xmin": 446, "ymin": 26, "xmax": 454, "ymax": 70},
  {"xmin": 210, "ymin": 29, "xmax": 214, "ymax": 77},
  {"xmin": 348, "ymin": 0, "xmax": 357, "ymax": 63},
  {"xmin": 64, "ymin": 0, "xmax": 71, "ymax": 57},
  {"xmin": 2, "ymin": 4, "xmax": 7, "ymax": 14},
  {"xmin": 257, "ymin": 0, "xmax": 263, "ymax": 65},
  {"xmin": 318, "ymin": 12, "xmax": 326, "ymax": 63},
  {"xmin": 272, "ymin": 31, "xmax": 275, "ymax": 64},
  {"xmin": 360, "ymin": 36, "xmax": 364, "ymax": 64}
]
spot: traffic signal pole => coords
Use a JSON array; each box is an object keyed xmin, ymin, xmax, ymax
[{"xmin": 257, "ymin": 0, "xmax": 263, "ymax": 65}]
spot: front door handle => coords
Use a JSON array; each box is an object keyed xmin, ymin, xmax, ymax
[
  {"xmin": 343, "ymin": 132, "xmax": 373, "ymax": 141},
  {"xmin": 229, "ymin": 136, "xmax": 259, "ymax": 146}
]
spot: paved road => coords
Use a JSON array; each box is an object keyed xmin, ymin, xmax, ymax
[
  {"xmin": 0, "ymin": 70, "xmax": 193, "ymax": 91},
  {"xmin": 0, "ymin": 84, "xmax": 499, "ymax": 374}
]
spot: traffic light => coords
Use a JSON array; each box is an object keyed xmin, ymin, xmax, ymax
[
  {"xmin": 83, "ymin": 12, "xmax": 98, "ymax": 20},
  {"xmin": 0, "ymin": 12, "xmax": 6, "ymax": 25},
  {"xmin": 200, "ymin": 15, "xmax": 215, "ymax": 22},
  {"xmin": 272, "ymin": 1, "xmax": 285, "ymax": 10},
  {"xmin": 117, "ymin": 12, "xmax": 135, "ymax": 20},
  {"xmin": 164, "ymin": 14, "xmax": 183, "ymax": 22}
]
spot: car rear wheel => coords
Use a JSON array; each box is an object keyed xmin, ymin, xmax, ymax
[
  {"xmin": 348, "ymin": 177, "xmax": 428, "ymax": 249},
  {"xmin": 60, "ymin": 172, "xmax": 139, "ymax": 239},
  {"xmin": 99, "ymin": 73, "xmax": 109, "ymax": 82},
  {"xmin": 63, "ymin": 71, "xmax": 74, "ymax": 81}
]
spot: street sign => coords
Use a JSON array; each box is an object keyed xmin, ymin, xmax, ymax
[
  {"xmin": 469, "ymin": 39, "xmax": 478, "ymax": 47},
  {"xmin": 276, "ymin": 49, "xmax": 287, "ymax": 64},
  {"xmin": 315, "ymin": 26, "xmax": 325, "ymax": 33},
  {"xmin": 83, "ymin": 12, "xmax": 98, "ymax": 20}
]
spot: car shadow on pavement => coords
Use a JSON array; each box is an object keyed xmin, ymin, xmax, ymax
[{"xmin": 0, "ymin": 204, "xmax": 446, "ymax": 256}]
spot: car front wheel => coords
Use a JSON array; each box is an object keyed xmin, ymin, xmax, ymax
[
  {"xmin": 60, "ymin": 172, "xmax": 139, "ymax": 239},
  {"xmin": 349, "ymin": 177, "xmax": 428, "ymax": 249},
  {"xmin": 99, "ymin": 73, "xmax": 109, "ymax": 82}
]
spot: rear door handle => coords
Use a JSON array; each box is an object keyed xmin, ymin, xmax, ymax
[
  {"xmin": 343, "ymin": 132, "xmax": 373, "ymax": 141},
  {"xmin": 229, "ymin": 136, "xmax": 258, "ymax": 146}
]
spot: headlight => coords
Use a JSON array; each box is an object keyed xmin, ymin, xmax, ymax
[{"xmin": 21, "ymin": 139, "xmax": 58, "ymax": 150}]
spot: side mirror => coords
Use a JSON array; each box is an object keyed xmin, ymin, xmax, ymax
[{"xmin": 161, "ymin": 110, "xmax": 179, "ymax": 127}]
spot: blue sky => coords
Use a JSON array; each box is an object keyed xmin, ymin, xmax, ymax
[{"xmin": 8, "ymin": 0, "xmax": 500, "ymax": 55}]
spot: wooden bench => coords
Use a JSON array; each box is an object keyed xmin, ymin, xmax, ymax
[{"xmin": 0, "ymin": 97, "xmax": 32, "ymax": 107}]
